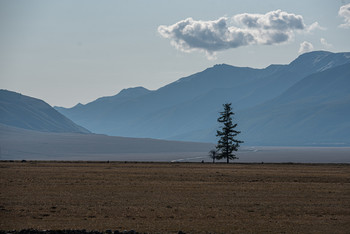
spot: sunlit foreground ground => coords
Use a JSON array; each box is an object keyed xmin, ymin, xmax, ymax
[{"xmin": 1, "ymin": 162, "xmax": 349, "ymax": 233}]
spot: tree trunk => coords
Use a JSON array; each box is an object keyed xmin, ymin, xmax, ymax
[{"xmin": 226, "ymin": 145, "xmax": 229, "ymax": 164}]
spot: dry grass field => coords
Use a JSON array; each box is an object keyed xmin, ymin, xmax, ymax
[{"xmin": 0, "ymin": 161, "xmax": 349, "ymax": 233}]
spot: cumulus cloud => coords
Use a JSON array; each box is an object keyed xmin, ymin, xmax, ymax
[
  {"xmin": 158, "ymin": 9, "xmax": 318, "ymax": 58},
  {"xmin": 158, "ymin": 17, "xmax": 255, "ymax": 58},
  {"xmin": 339, "ymin": 3, "xmax": 350, "ymax": 28},
  {"xmin": 298, "ymin": 41, "xmax": 314, "ymax": 54},
  {"xmin": 233, "ymin": 10, "xmax": 305, "ymax": 30},
  {"xmin": 320, "ymin": 38, "xmax": 332, "ymax": 48}
]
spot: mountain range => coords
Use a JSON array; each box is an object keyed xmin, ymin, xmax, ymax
[
  {"xmin": 55, "ymin": 51, "xmax": 350, "ymax": 146},
  {"xmin": 0, "ymin": 90, "xmax": 213, "ymax": 160}
]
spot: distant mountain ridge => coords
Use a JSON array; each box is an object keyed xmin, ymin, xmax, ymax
[
  {"xmin": 55, "ymin": 51, "xmax": 350, "ymax": 146},
  {"xmin": 227, "ymin": 63, "xmax": 350, "ymax": 145},
  {"xmin": 55, "ymin": 86, "xmax": 152, "ymax": 127},
  {"xmin": 0, "ymin": 90, "xmax": 89, "ymax": 133}
]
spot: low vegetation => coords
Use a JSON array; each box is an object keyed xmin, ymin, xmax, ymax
[{"xmin": 0, "ymin": 161, "xmax": 349, "ymax": 233}]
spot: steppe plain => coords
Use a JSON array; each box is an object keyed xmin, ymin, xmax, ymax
[{"xmin": 0, "ymin": 161, "xmax": 349, "ymax": 233}]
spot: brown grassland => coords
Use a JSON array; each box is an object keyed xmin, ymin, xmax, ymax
[{"xmin": 0, "ymin": 161, "xmax": 349, "ymax": 233}]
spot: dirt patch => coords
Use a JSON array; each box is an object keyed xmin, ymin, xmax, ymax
[{"xmin": 0, "ymin": 162, "xmax": 349, "ymax": 233}]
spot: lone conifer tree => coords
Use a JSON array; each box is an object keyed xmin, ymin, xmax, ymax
[{"xmin": 216, "ymin": 103, "xmax": 243, "ymax": 163}]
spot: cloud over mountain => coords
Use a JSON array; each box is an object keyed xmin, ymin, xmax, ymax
[
  {"xmin": 320, "ymin": 38, "xmax": 332, "ymax": 48},
  {"xmin": 298, "ymin": 41, "xmax": 314, "ymax": 54},
  {"xmin": 158, "ymin": 10, "xmax": 316, "ymax": 58},
  {"xmin": 339, "ymin": 3, "xmax": 350, "ymax": 28}
]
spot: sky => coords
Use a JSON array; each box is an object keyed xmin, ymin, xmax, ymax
[{"xmin": 1, "ymin": 0, "xmax": 350, "ymax": 107}]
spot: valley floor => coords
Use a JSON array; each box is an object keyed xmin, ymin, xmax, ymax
[{"xmin": 0, "ymin": 162, "xmax": 349, "ymax": 233}]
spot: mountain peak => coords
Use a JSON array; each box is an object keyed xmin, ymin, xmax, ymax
[
  {"xmin": 212, "ymin": 63, "xmax": 233, "ymax": 68},
  {"xmin": 298, "ymin": 50, "xmax": 332, "ymax": 57},
  {"xmin": 288, "ymin": 50, "xmax": 350, "ymax": 73},
  {"xmin": 73, "ymin": 103, "xmax": 84, "ymax": 108},
  {"xmin": 66, "ymin": 86, "xmax": 152, "ymax": 110},
  {"xmin": 118, "ymin": 86, "xmax": 151, "ymax": 98}
]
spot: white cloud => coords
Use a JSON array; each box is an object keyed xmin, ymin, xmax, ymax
[
  {"xmin": 233, "ymin": 10, "xmax": 305, "ymax": 30},
  {"xmin": 158, "ymin": 17, "xmax": 255, "ymax": 57},
  {"xmin": 339, "ymin": 3, "xmax": 350, "ymax": 28},
  {"xmin": 158, "ymin": 9, "xmax": 318, "ymax": 59},
  {"xmin": 307, "ymin": 22, "xmax": 326, "ymax": 32},
  {"xmin": 298, "ymin": 41, "xmax": 314, "ymax": 54},
  {"xmin": 320, "ymin": 38, "xmax": 332, "ymax": 48}
]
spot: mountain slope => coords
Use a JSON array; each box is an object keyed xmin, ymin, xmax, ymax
[
  {"xmin": 237, "ymin": 62, "xmax": 350, "ymax": 146},
  {"xmin": 55, "ymin": 86, "xmax": 155, "ymax": 133},
  {"xmin": 0, "ymin": 90, "xmax": 89, "ymax": 133},
  {"xmin": 182, "ymin": 63, "xmax": 350, "ymax": 145},
  {"xmin": 56, "ymin": 51, "xmax": 350, "ymax": 144}
]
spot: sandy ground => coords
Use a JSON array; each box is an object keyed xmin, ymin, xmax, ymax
[{"xmin": 0, "ymin": 162, "xmax": 349, "ymax": 233}]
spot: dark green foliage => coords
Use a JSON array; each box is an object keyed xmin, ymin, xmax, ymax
[{"xmin": 216, "ymin": 103, "xmax": 243, "ymax": 163}]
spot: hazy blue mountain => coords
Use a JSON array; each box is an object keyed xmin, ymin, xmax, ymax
[
  {"xmin": 0, "ymin": 90, "xmax": 90, "ymax": 133},
  {"xmin": 182, "ymin": 63, "xmax": 350, "ymax": 145},
  {"xmin": 55, "ymin": 86, "xmax": 151, "ymax": 120},
  {"xmin": 55, "ymin": 51, "xmax": 350, "ymax": 145},
  {"xmin": 238, "ymin": 62, "xmax": 350, "ymax": 146},
  {"xmin": 55, "ymin": 86, "xmax": 153, "ymax": 133}
]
